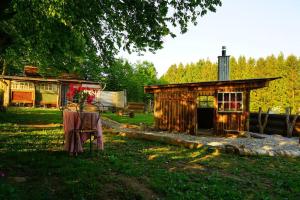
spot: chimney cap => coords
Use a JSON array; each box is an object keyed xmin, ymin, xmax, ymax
[{"xmin": 221, "ymin": 46, "xmax": 227, "ymax": 56}]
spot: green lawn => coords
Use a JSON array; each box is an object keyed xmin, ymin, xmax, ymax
[
  {"xmin": 102, "ymin": 112, "xmax": 154, "ymax": 126},
  {"xmin": 1, "ymin": 107, "xmax": 300, "ymax": 199}
]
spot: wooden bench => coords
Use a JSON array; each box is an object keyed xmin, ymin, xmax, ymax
[{"xmin": 127, "ymin": 102, "xmax": 145, "ymax": 113}]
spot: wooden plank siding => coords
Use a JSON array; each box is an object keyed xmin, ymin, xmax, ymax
[
  {"xmin": 153, "ymin": 88, "xmax": 251, "ymax": 135},
  {"xmin": 146, "ymin": 78, "xmax": 279, "ymax": 135},
  {"xmin": 214, "ymin": 90, "xmax": 250, "ymax": 135},
  {"xmin": 215, "ymin": 113, "xmax": 247, "ymax": 134},
  {"xmin": 154, "ymin": 91, "xmax": 197, "ymax": 134}
]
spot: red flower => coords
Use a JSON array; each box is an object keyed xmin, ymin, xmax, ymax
[
  {"xmin": 86, "ymin": 94, "xmax": 95, "ymax": 104},
  {"xmin": 66, "ymin": 83, "xmax": 96, "ymax": 105}
]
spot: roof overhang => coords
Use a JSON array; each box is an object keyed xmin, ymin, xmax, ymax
[
  {"xmin": 0, "ymin": 75, "xmax": 100, "ymax": 86},
  {"xmin": 144, "ymin": 77, "xmax": 281, "ymax": 93}
]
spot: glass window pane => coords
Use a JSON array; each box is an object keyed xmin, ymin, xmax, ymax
[
  {"xmin": 224, "ymin": 103, "xmax": 229, "ymax": 110},
  {"xmin": 200, "ymin": 102, "xmax": 206, "ymax": 107},
  {"xmin": 218, "ymin": 93, "xmax": 223, "ymax": 101},
  {"xmin": 230, "ymin": 93, "xmax": 236, "ymax": 101},
  {"xmin": 218, "ymin": 103, "xmax": 223, "ymax": 111},
  {"xmin": 237, "ymin": 102, "xmax": 242, "ymax": 111},
  {"xmin": 237, "ymin": 93, "xmax": 242, "ymax": 101},
  {"xmin": 230, "ymin": 102, "xmax": 237, "ymax": 110},
  {"xmin": 224, "ymin": 93, "xmax": 229, "ymax": 101},
  {"xmin": 208, "ymin": 101, "xmax": 214, "ymax": 108}
]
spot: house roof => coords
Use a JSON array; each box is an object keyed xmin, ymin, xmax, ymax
[
  {"xmin": 0, "ymin": 75, "xmax": 100, "ymax": 86},
  {"xmin": 144, "ymin": 77, "xmax": 280, "ymax": 93}
]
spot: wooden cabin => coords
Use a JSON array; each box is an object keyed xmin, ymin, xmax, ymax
[
  {"xmin": 0, "ymin": 75, "xmax": 100, "ymax": 108},
  {"xmin": 144, "ymin": 78, "xmax": 279, "ymax": 135}
]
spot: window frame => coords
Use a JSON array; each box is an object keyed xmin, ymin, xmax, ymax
[
  {"xmin": 217, "ymin": 92, "xmax": 243, "ymax": 113},
  {"xmin": 37, "ymin": 83, "xmax": 57, "ymax": 92},
  {"xmin": 198, "ymin": 95, "xmax": 214, "ymax": 108},
  {"xmin": 11, "ymin": 81, "xmax": 34, "ymax": 90}
]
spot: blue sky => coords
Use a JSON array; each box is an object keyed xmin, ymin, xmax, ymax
[{"xmin": 119, "ymin": 0, "xmax": 300, "ymax": 77}]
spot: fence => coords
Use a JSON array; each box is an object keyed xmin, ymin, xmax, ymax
[
  {"xmin": 249, "ymin": 113, "xmax": 300, "ymax": 136},
  {"xmin": 127, "ymin": 102, "xmax": 145, "ymax": 113}
]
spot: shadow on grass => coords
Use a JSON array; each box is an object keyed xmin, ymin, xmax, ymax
[{"xmin": 1, "ymin": 124, "xmax": 300, "ymax": 199}]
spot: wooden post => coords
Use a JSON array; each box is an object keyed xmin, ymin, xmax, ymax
[
  {"xmin": 32, "ymin": 82, "xmax": 36, "ymax": 107},
  {"xmin": 154, "ymin": 94, "xmax": 158, "ymax": 130},
  {"xmin": 245, "ymin": 91, "xmax": 250, "ymax": 131},
  {"xmin": 213, "ymin": 91, "xmax": 218, "ymax": 135},
  {"xmin": 57, "ymin": 83, "xmax": 61, "ymax": 108},
  {"xmin": 258, "ymin": 107, "xmax": 270, "ymax": 134},
  {"xmin": 285, "ymin": 107, "xmax": 299, "ymax": 138},
  {"xmin": 3, "ymin": 80, "xmax": 10, "ymax": 106}
]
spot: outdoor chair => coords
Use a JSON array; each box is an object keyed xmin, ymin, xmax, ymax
[{"xmin": 71, "ymin": 102, "xmax": 103, "ymax": 154}]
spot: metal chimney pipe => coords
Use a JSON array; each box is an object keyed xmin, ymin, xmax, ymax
[{"xmin": 218, "ymin": 46, "xmax": 230, "ymax": 81}]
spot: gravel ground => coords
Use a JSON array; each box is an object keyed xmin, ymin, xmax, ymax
[{"xmin": 101, "ymin": 118, "xmax": 300, "ymax": 157}]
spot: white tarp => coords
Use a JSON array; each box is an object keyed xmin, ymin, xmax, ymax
[{"xmin": 97, "ymin": 90, "xmax": 126, "ymax": 108}]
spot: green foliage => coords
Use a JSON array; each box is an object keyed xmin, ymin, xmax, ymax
[
  {"xmin": 161, "ymin": 59, "xmax": 217, "ymax": 83},
  {"xmin": 0, "ymin": 0, "xmax": 222, "ymax": 77},
  {"xmin": 162, "ymin": 54, "xmax": 300, "ymax": 113},
  {"xmin": 104, "ymin": 59, "xmax": 160, "ymax": 102},
  {"xmin": 1, "ymin": 108, "xmax": 300, "ymax": 199}
]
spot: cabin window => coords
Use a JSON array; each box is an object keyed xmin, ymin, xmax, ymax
[
  {"xmin": 198, "ymin": 96, "xmax": 214, "ymax": 108},
  {"xmin": 38, "ymin": 83, "xmax": 57, "ymax": 91},
  {"xmin": 11, "ymin": 81, "xmax": 34, "ymax": 90},
  {"xmin": 217, "ymin": 92, "xmax": 243, "ymax": 112}
]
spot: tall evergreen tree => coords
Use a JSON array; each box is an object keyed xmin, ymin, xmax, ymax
[{"xmin": 162, "ymin": 54, "xmax": 300, "ymax": 113}]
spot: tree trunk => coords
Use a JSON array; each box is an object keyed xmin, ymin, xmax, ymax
[
  {"xmin": 1, "ymin": 59, "xmax": 7, "ymax": 75},
  {"xmin": 258, "ymin": 107, "xmax": 270, "ymax": 134},
  {"xmin": 286, "ymin": 107, "xmax": 299, "ymax": 138}
]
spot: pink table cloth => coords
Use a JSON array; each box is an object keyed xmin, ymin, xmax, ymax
[{"xmin": 63, "ymin": 111, "xmax": 104, "ymax": 154}]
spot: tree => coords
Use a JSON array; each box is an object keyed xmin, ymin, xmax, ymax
[
  {"xmin": 0, "ymin": 0, "xmax": 222, "ymax": 77},
  {"xmin": 132, "ymin": 61, "xmax": 159, "ymax": 102},
  {"xmin": 104, "ymin": 59, "xmax": 159, "ymax": 102},
  {"xmin": 161, "ymin": 64, "xmax": 178, "ymax": 83},
  {"xmin": 161, "ymin": 53, "xmax": 300, "ymax": 113}
]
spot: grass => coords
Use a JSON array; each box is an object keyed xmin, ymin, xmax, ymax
[
  {"xmin": 102, "ymin": 112, "xmax": 154, "ymax": 126},
  {"xmin": 1, "ymin": 107, "xmax": 300, "ymax": 199},
  {"xmin": 0, "ymin": 107, "xmax": 62, "ymax": 125}
]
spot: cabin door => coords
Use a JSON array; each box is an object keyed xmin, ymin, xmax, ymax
[
  {"xmin": 197, "ymin": 96, "xmax": 214, "ymax": 129},
  {"xmin": 60, "ymin": 84, "xmax": 69, "ymax": 107}
]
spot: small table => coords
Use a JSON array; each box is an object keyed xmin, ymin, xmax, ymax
[{"xmin": 63, "ymin": 110, "xmax": 104, "ymax": 155}]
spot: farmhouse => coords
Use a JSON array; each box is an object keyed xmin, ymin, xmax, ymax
[
  {"xmin": 144, "ymin": 47, "xmax": 280, "ymax": 135},
  {"xmin": 0, "ymin": 66, "xmax": 100, "ymax": 108}
]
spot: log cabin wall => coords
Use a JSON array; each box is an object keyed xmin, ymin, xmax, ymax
[{"xmin": 154, "ymin": 90, "xmax": 197, "ymax": 134}]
